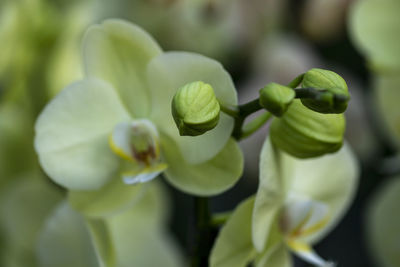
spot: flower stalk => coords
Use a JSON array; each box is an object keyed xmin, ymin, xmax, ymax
[{"xmin": 192, "ymin": 197, "xmax": 213, "ymax": 267}]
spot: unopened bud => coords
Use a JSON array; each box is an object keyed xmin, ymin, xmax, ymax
[
  {"xmin": 172, "ymin": 81, "xmax": 220, "ymax": 136},
  {"xmin": 259, "ymin": 83, "xmax": 295, "ymax": 117},
  {"xmin": 301, "ymin": 68, "xmax": 350, "ymax": 114},
  {"xmin": 270, "ymin": 100, "xmax": 345, "ymax": 158}
]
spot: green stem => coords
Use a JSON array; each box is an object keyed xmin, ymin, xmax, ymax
[
  {"xmin": 287, "ymin": 73, "xmax": 304, "ymax": 88},
  {"xmin": 231, "ymin": 98, "xmax": 264, "ymax": 139},
  {"xmin": 210, "ymin": 211, "xmax": 232, "ymax": 227},
  {"xmin": 220, "ymin": 103, "xmax": 239, "ymax": 118},
  {"xmin": 232, "ymin": 117, "xmax": 245, "ymax": 140},
  {"xmin": 239, "ymin": 98, "xmax": 263, "ymax": 117},
  {"xmin": 191, "ymin": 197, "xmax": 212, "ymax": 267},
  {"xmin": 240, "ymin": 112, "xmax": 272, "ymax": 140}
]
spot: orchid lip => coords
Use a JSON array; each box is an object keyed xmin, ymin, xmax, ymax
[
  {"xmin": 109, "ymin": 119, "xmax": 167, "ymax": 184},
  {"xmin": 280, "ymin": 195, "xmax": 334, "ymax": 267}
]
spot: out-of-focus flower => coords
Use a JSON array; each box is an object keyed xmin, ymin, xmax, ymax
[
  {"xmin": 374, "ymin": 75, "xmax": 400, "ymax": 149},
  {"xmin": 37, "ymin": 181, "xmax": 184, "ymax": 267},
  {"xmin": 0, "ymin": 176, "xmax": 62, "ymax": 267},
  {"xmin": 210, "ymin": 138, "xmax": 359, "ymax": 267},
  {"xmin": 0, "ymin": 0, "xmax": 96, "ymax": 120},
  {"xmin": 366, "ymin": 177, "xmax": 400, "ymax": 267},
  {"xmin": 349, "ymin": 0, "xmax": 400, "ymax": 73}
]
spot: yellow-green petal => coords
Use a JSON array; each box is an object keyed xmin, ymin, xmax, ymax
[
  {"xmin": 288, "ymin": 142, "xmax": 359, "ymax": 244},
  {"xmin": 255, "ymin": 243, "xmax": 292, "ymax": 267},
  {"xmin": 209, "ymin": 197, "xmax": 257, "ymax": 267},
  {"xmin": 86, "ymin": 219, "xmax": 116, "ymax": 267},
  {"xmin": 147, "ymin": 52, "xmax": 237, "ymax": 164},
  {"xmin": 37, "ymin": 202, "xmax": 100, "ymax": 267},
  {"xmin": 252, "ymin": 138, "xmax": 291, "ymax": 252},
  {"xmin": 83, "ymin": 19, "xmax": 162, "ymax": 117},
  {"xmin": 68, "ymin": 176, "xmax": 144, "ymax": 218},
  {"xmin": 367, "ymin": 177, "xmax": 400, "ymax": 267},
  {"xmin": 107, "ymin": 182, "xmax": 184, "ymax": 267},
  {"xmin": 35, "ymin": 79, "xmax": 131, "ymax": 190},
  {"xmin": 38, "ymin": 182, "xmax": 177, "ymax": 267},
  {"xmin": 161, "ymin": 134, "xmax": 243, "ymax": 196}
]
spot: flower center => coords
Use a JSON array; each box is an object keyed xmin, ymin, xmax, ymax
[
  {"xmin": 109, "ymin": 119, "xmax": 167, "ymax": 185},
  {"xmin": 278, "ymin": 195, "xmax": 334, "ymax": 267}
]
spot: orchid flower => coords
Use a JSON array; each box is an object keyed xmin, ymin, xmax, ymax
[
  {"xmin": 210, "ymin": 137, "xmax": 359, "ymax": 267},
  {"xmin": 35, "ymin": 19, "xmax": 243, "ymax": 217}
]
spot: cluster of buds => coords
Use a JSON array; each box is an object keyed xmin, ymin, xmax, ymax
[
  {"xmin": 171, "ymin": 68, "xmax": 350, "ymax": 159},
  {"xmin": 263, "ymin": 68, "xmax": 349, "ymax": 158}
]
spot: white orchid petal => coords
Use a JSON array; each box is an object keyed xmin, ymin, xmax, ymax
[
  {"xmin": 287, "ymin": 241, "xmax": 335, "ymax": 267},
  {"xmin": 288, "ymin": 142, "xmax": 359, "ymax": 243},
  {"xmin": 252, "ymin": 138, "xmax": 289, "ymax": 252},
  {"xmin": 83, "ymin": 19, "xmax": 162, "ymax": 117},
  {"xmin": 301, "ymin": 202, "xmax": 330, "ymax": 238},
  {"xmin": 282, "ymin": 195, "xmax": 330, "ymax": 240},
  {"xmin": 122, "ymin": 163, "xmax": 167, "ymax": 185},
  {"xmin": 35, "ymin": 79, "xmax": 131, "ymax": 190},
  {"xmin": 281, "ymin": 195, "xmax": 313, "ymax": 236}
]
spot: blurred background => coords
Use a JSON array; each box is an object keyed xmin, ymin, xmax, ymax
[{"xmin": 0, "ymin": 0, "xmax": 399, "ymax": 266}]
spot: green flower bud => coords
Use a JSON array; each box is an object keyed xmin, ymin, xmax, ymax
[
  {"xmin": 301, "ymin": 68, "xmax": 350, "ymax": 114},
  {"xmin": 259, "ymin": 82, "xmax": 295, "ymax": 117},
  {"xmin": 270, "ymin": 100, "xmax": 345, "ymax": 158},
  {"xmin": 172, "ymin": 81, "xmax": 220, "ymax": 136}
]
